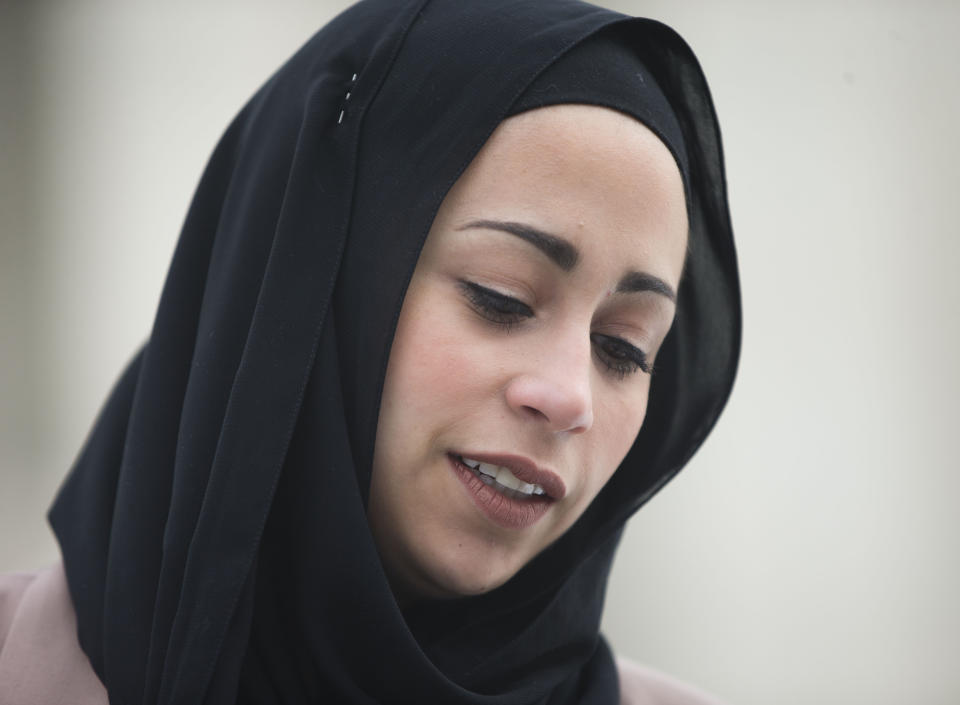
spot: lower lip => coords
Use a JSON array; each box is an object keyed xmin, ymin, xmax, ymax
[{"xmin": 448, "ymin": 454, "xmax": 553, "ymax": 530}]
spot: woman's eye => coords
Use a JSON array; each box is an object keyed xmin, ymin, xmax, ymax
[
  {"xmin": 590, "ymin": 333, "xmax": 651, "ymax": 378},
  {"xmin": 458, "ymin": 282, "xmax": 650, "ymax": 378},
  {"xmin": 459, "ymin": 281, "xmax": 533, "ymax": 327}
]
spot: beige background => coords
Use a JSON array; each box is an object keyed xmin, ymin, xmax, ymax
[{"xmin": 2, "ymin": 1, "xmax": 958, "ymax": 703}]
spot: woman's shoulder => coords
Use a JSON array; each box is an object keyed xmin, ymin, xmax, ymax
[
  {"xmin": 0, "ymin": 571, "xmax": 35, "ymax": 644},
  {"xmin": 2, "ymin": 565, "xmax": 727, "ymax": 705},
  {"xmin": 617, "ymin": 656, "xmax": 726, "ymax": 705},
  {"xmin": 0, "ymin": 562, "xmax": 107, "ymax": 705}
]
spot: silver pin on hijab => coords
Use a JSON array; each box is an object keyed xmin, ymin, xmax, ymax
[{"xmin": 338, "ymin": 73, "xmax": 358, "ymax": 125}]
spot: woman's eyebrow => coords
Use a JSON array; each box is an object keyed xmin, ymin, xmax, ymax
[
  {"xmin": 457, "ymin": 219, "xmax": 578, "ymax": 271},
  {"xmin": 456, "ymin": 218, "xmax": 676, "ymax": 303},
  {"xmin": 617, "ymin": 271, "xmax": 676, "ymax": 302}
]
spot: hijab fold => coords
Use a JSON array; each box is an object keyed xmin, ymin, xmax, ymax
[{"xmin": 49, "ymin": 1, "xmax": 739, "ymax": 703}]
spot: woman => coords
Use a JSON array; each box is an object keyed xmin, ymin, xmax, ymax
[{"xmin": 0, "ymin": 0, "xmax": 739, "ymax": 703}]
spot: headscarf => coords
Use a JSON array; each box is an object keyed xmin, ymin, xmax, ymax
[{"xmin": 49, "ymin": 1, "xmax": 740, "ymax": 703}]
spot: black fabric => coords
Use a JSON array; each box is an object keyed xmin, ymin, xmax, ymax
[
  {"xmin": 510, "ymin": 29, "xmax": 690, "ymax": 206},
  {"xmin": 48, "ymin": 1, "xmax": 740, "ymax": 704}
]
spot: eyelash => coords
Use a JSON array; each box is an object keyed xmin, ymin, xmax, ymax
[{"xmin": 458, "ymin": 280, "xmax": 651, "ymax": 378}]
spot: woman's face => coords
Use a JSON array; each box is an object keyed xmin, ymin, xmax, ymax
[{"xmin": 369, "ymin": 104, "xmax": 688, "ymax": 602}]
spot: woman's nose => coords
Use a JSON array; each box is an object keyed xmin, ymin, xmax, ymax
[{"xmin": 504, "ymin": 340, "xmax": 594, "ymax": 434}]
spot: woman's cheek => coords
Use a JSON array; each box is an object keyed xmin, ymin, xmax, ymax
[{"xmin": 389, "ymin": 300, "xmax": 484, "ymax": 415}]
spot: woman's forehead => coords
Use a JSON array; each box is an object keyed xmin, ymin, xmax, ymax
[
  {"xmin": 459, "ymin": 105, "xmax": 684, "ymax": 202},
  {"xmin": 423, "ymin": 104, "xmax": 688, "ymax": 287}
]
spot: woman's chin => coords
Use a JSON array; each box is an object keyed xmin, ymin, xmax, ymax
[
  {"xmin": 433, "ymin": 566, "xmax": 511, "ymax": 599},
  {"xmin": 394, "ymin": 541, "xmax": 524, "ymax": 603}
]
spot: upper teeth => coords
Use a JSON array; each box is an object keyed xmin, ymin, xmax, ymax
[{"xmin": 461, "ymin": 457, "xmax": 546, "ymax": 496}]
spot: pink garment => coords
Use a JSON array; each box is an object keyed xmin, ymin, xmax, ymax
[
  {"xmin": 0, "ymin": 563, "xmax": 722, "ymax": 705},
  {"xmin": 615, "ymin": 659, "xmax": 725, "ymax": 705},
  {"xmin": 0, "ymin": 564, "xmax": 107, "ymax": 705}
]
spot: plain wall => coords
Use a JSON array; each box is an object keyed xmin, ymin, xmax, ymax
[{"xmin": 1, "ymin": 2, "xmax": 957, "ymax": 703}]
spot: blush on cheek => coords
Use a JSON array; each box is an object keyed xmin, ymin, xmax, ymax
[{"xmin": 390, "ymin": 315, "xmax": 478, "ymax": 410}]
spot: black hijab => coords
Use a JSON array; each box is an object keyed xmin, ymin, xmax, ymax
[{"xmin": 49, "ymin": 1, "xmax": 739, "ymax": 703}]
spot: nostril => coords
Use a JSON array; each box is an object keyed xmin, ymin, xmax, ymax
[{"xmin": 522, "ymin": 405, "xmax": 549, "ymax": 421}]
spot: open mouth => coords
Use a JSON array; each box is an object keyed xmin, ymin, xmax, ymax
[
  {"xmin": 448, "ymin": 453, "xmax": 555, "ymax": 529},
  {"xmin": 451, "ymin": 454, "xmax": 549, "ymax": 501}
]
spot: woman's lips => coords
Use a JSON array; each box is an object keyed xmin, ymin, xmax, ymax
[
  {"xmin": 453, "ymin": 451, "xmax": 566, "ymax": 499},
  {"xmin": 447, "ymin": 453, "xmax": 557, "ymax": 530}
]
